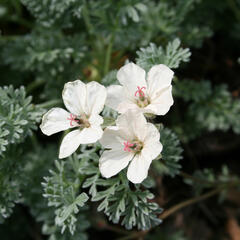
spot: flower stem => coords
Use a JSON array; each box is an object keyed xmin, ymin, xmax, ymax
[
  {"xmin": 36, "ymin": 99, "xmax": 62, "ymax": 109},
  {"xmin": 82, "ymin": 0, "xmax": 94, "ymax": 35},
  {"xmin": 104, "ymin": 35, "xmax": 114, "ymax": 76}
]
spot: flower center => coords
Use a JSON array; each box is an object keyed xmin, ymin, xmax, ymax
[
  {"xmin": 134, "ymin": 86, "xmax": 150, "ymax": 108},
  {"xmin": 67, "ymin": 113, "xmax": 90, "ymax": 128},
  {"xmin": 123, "ymin": 140, "xmax": 143, "ymax": 153}
]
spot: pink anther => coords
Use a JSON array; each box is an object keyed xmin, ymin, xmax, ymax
[
  {"xmin": 123, "ymin": 141, "xmax": 134, "ymax": 152},
  {"xmin": 67, "ymin": 114, "xmax": 79, "ymax": 126},
  {"xmin": 135, "ymin": 86, "xmax": 146, "ymax": 98}
]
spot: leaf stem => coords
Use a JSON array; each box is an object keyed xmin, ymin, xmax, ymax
[{"xmin": 36, "ymin": 99, "xmax": 62, "ymax": 109}]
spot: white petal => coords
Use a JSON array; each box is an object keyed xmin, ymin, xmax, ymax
[
  {"xmin": 147, "ymin": 64, "xmax": 174, "ymax": 100},
  {"xmin": 127, "ymin": 154, "xmax": 152, "ymax": 183},
  {"xmin": 40, "ymin": 108, "xmax": 74, "ymax": 136},
  {"xmin": 144, "ymin": 123, "xmax": 160, "ymax": 143},
  {"xmin": 117, "ymin": 63, "xmax": 147, "ymax": 97},
  {"xmin": 106, "ymin": 85, "xmax": 125, "ymax": 111},
  {"xmin": 99, "ymin": 149, "xmax": 133, "ymax": 178},
  {"xmin": 117, "ymin": 100, "xmax": 139, "ymax": 114},
  {"xmin": 59, "ymin": 127, "xmax": 103, "ymax": 159},
  {"xmin": 146, "ymin": 86, "xmax": 173, "ymax": 115},
  {"xmin": 88, "ymin": 114, "xmax": 104, "ymax": 126},
  {"xmin": 100, "ymin": 126, "xmax": 125, "ymax": 149},
  {"xmin": 62, "ymin": 80, "xmax": 86, "ymax": 116},
  {"xmin": 85, "ymin": 81, "xmax": 107, "ymax": 115},
  {"xmin": 59, "ymin": 129, "xmax": 83, "ymax": 159},
  {"xmin": 116, "ymin": 110, "xmax": 148, "ymax": 141},
  {"xmin": 142, "ymin": 123, "xmax": 162, "ymax": 161}
]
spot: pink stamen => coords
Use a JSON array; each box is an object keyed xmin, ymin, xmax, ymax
[
  {"xmin": 135, "ymin": 86, "xmax": 146, "ymax": 98},
  {"xmin": 123, "ymin": 141, "xmax": 134, "ymax": 152},
  {"xmin": 67, "ymin": 114, "xmax": 79, "ymax": 126}
]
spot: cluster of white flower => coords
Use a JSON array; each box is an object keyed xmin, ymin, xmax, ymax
[{"xmin": 40, "ymin": 63, "xmax": 174, "ymax": 183}]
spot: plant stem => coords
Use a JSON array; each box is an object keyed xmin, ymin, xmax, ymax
[
  {"xmin": 104, "ymin": 224, "xmax": 131, "ymax": 235},
  {"xmin": 159, "ymin": 187, "xmax": 222, "ymax": 220},
  {"xmin": 82, "ymin": 0, "xmax": 94, "ymax": 35},
  {"xmin": 103, "ymin": 35, "xmax": 114, "ymax": 76},
  {"xmin": 26, "ymin": 79, "xmax": 46, "ymax": 93},
  {"xmin": 36, "ymin": 99, "xmax": 62, "ymax": 109},
  {"xmin": 116, "ymin": 230, "xmax": 148, "ymax": 240}
]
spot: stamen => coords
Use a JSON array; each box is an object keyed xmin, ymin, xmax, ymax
[
  {"xmin": 67, "ymin": 113, "xmax": 79, "ymax": 126},
  {"xmin": 135, "ymin": 86, "xmax": 146, "ymax": 98},
  {"xmin": 123, "ymin": 141, "xmax": 134, "ymax": 152}
]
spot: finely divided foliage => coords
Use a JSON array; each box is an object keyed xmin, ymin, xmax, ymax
[
  {"xmin": 136, "ymin": 38, "xmax": 191, "ymax": 71},
  {"xmin": 1, "ymin": 1, "xmax": 240, "ymax": 239}
]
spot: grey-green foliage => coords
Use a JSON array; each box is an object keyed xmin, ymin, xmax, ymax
[
  {"xmin": 43, "ymin": 143, "xmax": 163, "ymax": 232},
  {"xmin": 42, "ymin": 159, "xmax": 89, "ymax": 235},
  {"xmin": 0, "ymin": 85, "xmax": 43, "ymax": 155},
  {"xmin": 175, "ymin": 79, "xmax": 240, "ymax": 134},
  {"xmin": 83, "ymin": 165, "xmax": 163, "ymax": 230},
  {"xmin": 0, "ymin": 149, "xmax": 22, "ymax": 219},
  {"xmin": 0, "ymin": 29, "xmax": 86, "ymax": 99},
  {"xmin": 153, "ymin": 127, "xmax": 183, "ymax": 177},
  {"xmin": 136, "ymin": 39, "xmax": 191, "ymax": 71},
  {"xmin": 101, "ymin": 70, "xmax": 118, "ymax": 86},
  {"xmin": 21, "ymin": 0, "xmax": 82, "ymax": 27}
]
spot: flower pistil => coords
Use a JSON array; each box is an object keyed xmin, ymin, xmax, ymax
[
  {"xmin": 135, "ymin": 86, "xmax": 149, "ymax": 108},
  {"xmin": 123, "ymin": 140, "xmax": 143, "ymax": 153}
]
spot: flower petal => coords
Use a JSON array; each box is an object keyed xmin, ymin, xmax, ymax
[
  {"xmin": 117, "ymin": 100, "xmax": 139, "ymax": 114},
  {"xmin": 127, "ymin": 154, "xmax": 152, "ymax": 183},
  {"xmin": 99, "ymin": 149, "xmax": 133, "ymax": 178},
  {"xmin": 100, "ymin": 126, "xmax": 125, "ymax": 149},
  {"xmin": 86, "ymin": 81, "xmax": 107, "ymax": 115},
  {"xmin": 147, "ymin": 64, "xmax": 174, "ymax": 100},
  {"xmin": 116, "ymin": 110, "xmax": 148, "ymax": 141},
  {"xmin": 146, "ymin": 86, "xmax": 173, "ymax": 115},
  {"xmin": 40, "ymin": 108, "xmax": 74, "ymax": 136},
  {"xmin": 142, "ymin": 123, "xmax": 162, "ymax": 161},
  {"xmin": 106, "ymin": 85, "xmax": 125, "ymax": 111},
  {"xmin": 59, "ymin": 126, "xmax": 103, "ymax": 159},
  {"xmin": 59, "ymin": 129, "xmax": 83, "ymax": 159},
  {"xmin": 62, "ymin": 80, "xmax": 86, "ymax": 116},
  {"xmin": 117, "ymin": 63, "xmax": 147, "ymax": 97},
  {"xmin": 88, "ymin": 114, "xmax": 104, "ymax": 126}
]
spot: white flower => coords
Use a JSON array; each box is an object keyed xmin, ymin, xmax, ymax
[
  {"xmin": 40, "ymin": 80, "xmax": 107, "ymax": 159},
  {"xmin": 99, "ymin": 110, "xmax": 162, "ymax": 183},
  {"xmin": 106, "ymin": 62, "xmax": 174, "ymax": 115}
]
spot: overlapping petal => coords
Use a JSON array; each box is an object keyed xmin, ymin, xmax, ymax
[
  {"xmin": 106, "ymin": 63, "xmax": 174, "ymax": 116},
  {"xmin": 147, "ymin": 64, "xmax": 174, "ymax": 99},
  {"xmin": 99, "ymin": 149, "xmax": 134, "ymax": 178},
  {"xmin": 127, "ymin": 154, "xmax": 152, "ymax": 184},
  {"xmin": 86, "ymin": 81, "xmax": 107, "ymax": 115},
  {"xmin": 99, "ymin": 126, "xmax": 124, "ymax": 149},
  {"xmin": 106, "ymin": 85, "xmax": 125, "ymax": 112},
  {"xmin": 117, "ymin": 63, "xmax": 147, "ymax": 96},
  {"xmin": 41, "ymin": 80, "xmax": 107, "ymax": 159},
  {"xmin": 99, "ymin": 110, "xmax": 162, "ymax": 183},
  {"xmin": 40, "ymin": 108, "xmax": 75, "ymax": 136},
  {"xmin": 116, "ymin": 110, "xmax": 148, "ymax": 141},
  {"xmin": 62, "ymin": 80, "xmax": 86, "ymax": 116}
]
